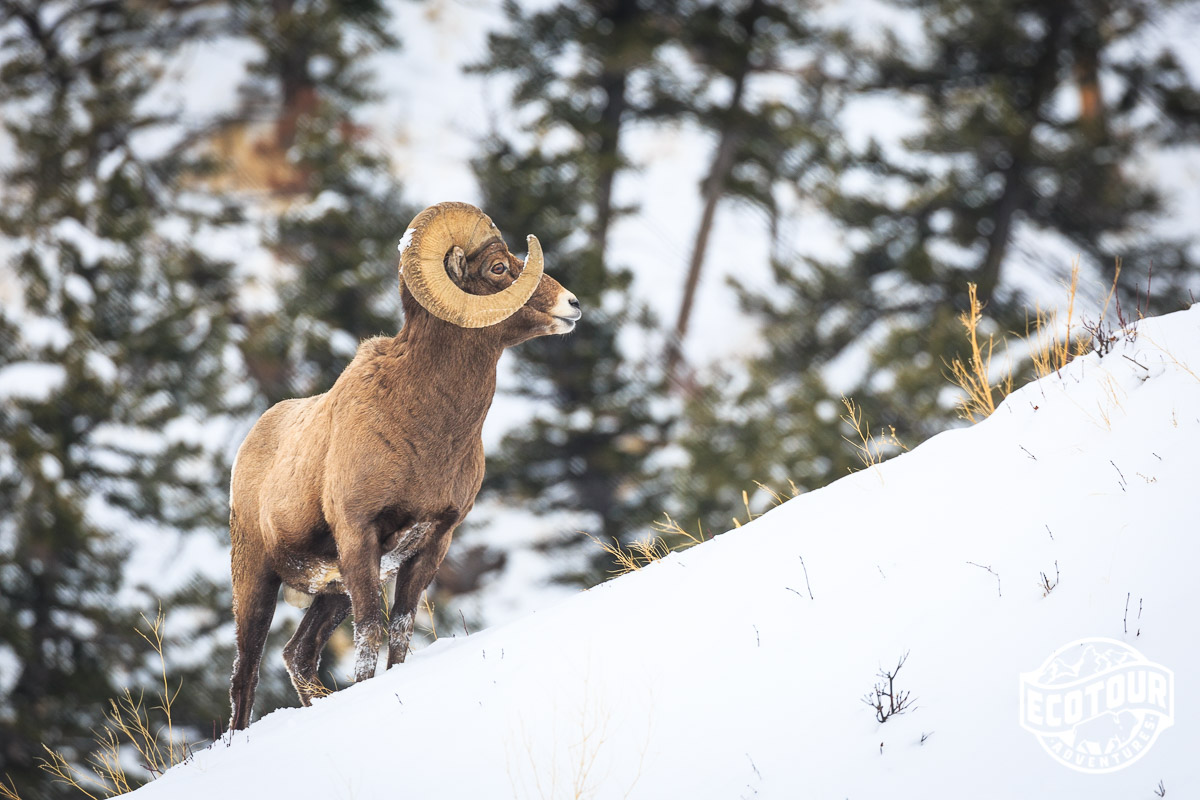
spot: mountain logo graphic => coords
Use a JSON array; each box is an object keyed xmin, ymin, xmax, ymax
[{"xmin": 1019, "ymin": 637, "xmax": 1174, "ymax": 773}]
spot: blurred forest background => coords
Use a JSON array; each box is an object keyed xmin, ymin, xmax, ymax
[{"xmin": 1, "ymin": 0, "xmax": 1199, "ymax": 794}]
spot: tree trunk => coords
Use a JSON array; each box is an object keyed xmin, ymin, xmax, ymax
[
  {"xmin": 976, "ymin": 7, "xmax": 1066, "ymax": 306},
  {"xmin": 1073, "ymin": 33, "xmax": 1106, "ymax": 145},
  {"xmin": 271, "ymin": 0, "xmax": 316, "ymax": 151},
  {"xmin": 976, "ymin": 154, "xmax": 1024, "ymax": 306},
  {"xmin": 593, "ymin": 69, "xmax": 627, "ymax": 263},
  {"xmin": 666, "ymin": 60, "xmax": 751, "ymax": 387},
  {"xmin": 591, "ymin": 0, "xmax": 642, "ymax": 261}
]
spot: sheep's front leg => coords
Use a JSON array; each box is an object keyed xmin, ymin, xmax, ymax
[
  {"xmin": 388, "ymin": 522, "xmax": 455, "ymax": 668},
  {"xmin": 338, "ymin": 529, "xmax": 386, "ymax": 683}
]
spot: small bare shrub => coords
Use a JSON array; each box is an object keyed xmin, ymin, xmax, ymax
[{"xmin": 863, "ymin": 651, "xmax": 916, "ymax": 723}]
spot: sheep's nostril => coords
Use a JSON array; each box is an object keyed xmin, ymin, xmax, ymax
[{"xmin": 556, "ymin": 294, "xmax": 581, "ymax": 323}]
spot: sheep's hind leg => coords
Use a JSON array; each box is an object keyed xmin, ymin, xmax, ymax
[
  {"xmin": 283, "ymin": 592, "xmax": 350, "ymax": 705},
  {"xmin": 229, "ymin": 560, "xmax": 280, "ymax": 731}
]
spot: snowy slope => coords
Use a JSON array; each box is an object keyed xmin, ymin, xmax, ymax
[{"xmin": 133, "ymin": 308, "xmax": 1198, "ymax": 798}]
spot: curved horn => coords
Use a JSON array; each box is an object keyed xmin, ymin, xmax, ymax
[{"xmin": 399, "ymin": 202, "xmax": 544, "ymax": 328}]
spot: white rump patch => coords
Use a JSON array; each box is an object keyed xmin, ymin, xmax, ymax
[{"xmin": 283, "ymin": 585, "xmax": 315, "ymax": 609}]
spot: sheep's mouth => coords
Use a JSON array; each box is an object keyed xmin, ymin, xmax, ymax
[{"xmin": 552, "ymin": 313, "xmax": 579, "ymax": 332}]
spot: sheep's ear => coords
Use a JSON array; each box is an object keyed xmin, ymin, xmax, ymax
[{"xmin": 444, "ymin": 245, "xmax": 466, "ymax": 283}]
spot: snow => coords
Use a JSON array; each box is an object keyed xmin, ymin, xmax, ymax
[
  {"xmin": 0, "ymin": 644, "xmax": 19, "ymax": 699},
  {"xmin": 0, "ymin": 361, "xmax": 67, "ymax": 402},
  {"xmin": 133, "ymin": 304, "xmax": 1200, "ymax": 799},
  {"xmin": 52, "ymin": 217, "xmax": 127, "ymax": 267},
  {"xmin": 37, "ymin": 453, "xmax": 63, "ymax": 482},
  {"xmin": 17, "ymin": 317, "xmax": 73, "ymax": 352},
  {"xmin": 396, "ymin": 226, "xmax": 414, "ymax": 256},
  {"xmin": 84, "ymin": 350, "xmax": 118, "ymax": 385}
]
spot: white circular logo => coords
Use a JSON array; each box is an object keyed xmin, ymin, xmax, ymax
[{"xmin": 1019, "ymin": 637, "xmax": 1174, "ymax": 773}]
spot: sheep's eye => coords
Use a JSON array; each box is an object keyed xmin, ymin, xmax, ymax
[{"xmin": 490, "ymin": 262, "xmax": 507, "ymax": 275}]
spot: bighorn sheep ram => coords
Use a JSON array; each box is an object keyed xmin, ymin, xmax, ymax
[{"xmin": 228, "ymin": 202, "xmax": 580, "ymax": 730}]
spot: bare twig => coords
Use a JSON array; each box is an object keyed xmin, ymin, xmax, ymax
[
  {"xmin": 1039, "ymin": 560, "xmax": 1060, "ymax": 596},
  {"xmin": 1122, "ymin": 354, "xmax": 1149, "ymax": 371},
  {"xmin": 1110, "ymin": 460, "xmax": 1127, "ymax": 491},
  {"xmin": 967, "ymin": 561, "xmax": 1002, "ymax": 598},
  {"xmin": 798, "ymin": 555, "xmax": 814, "ymax": 599}
]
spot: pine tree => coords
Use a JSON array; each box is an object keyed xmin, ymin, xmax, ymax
[
  {"xmin": 627, "ymin": 0, "xmax": 843, "ymax": 533},
  {"xmin": 472, "ymin": 0, "xmax": 676, "ymax": 578},
  {"xmin": 647, "ymin": 0, "xmax": 834, "ymax": 384},
  {"xmin": 231, "ymin": 0, "xmax": 413, "ymax": 405},
  {"xmin": 678, "ymin": 0, "xmax": 1200, "ymax": 531},
  {"xmin": 0, "ymin": 1, "xmax": 246, "ymax": 792}
]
